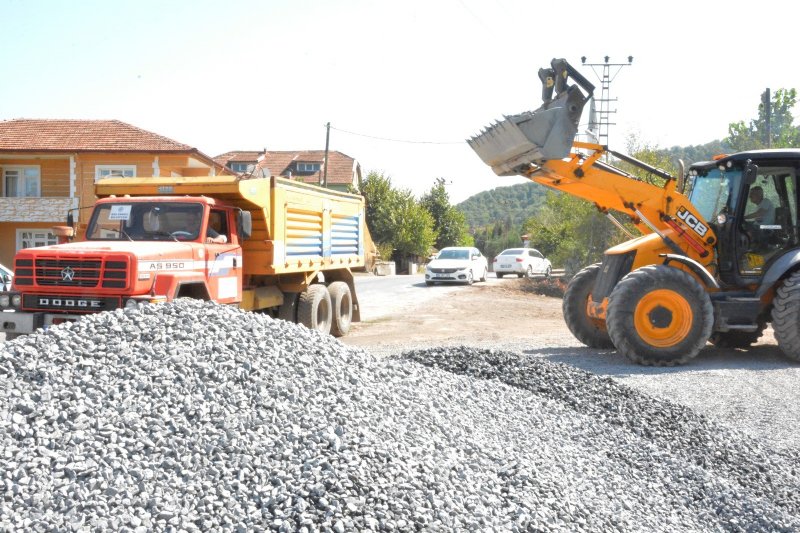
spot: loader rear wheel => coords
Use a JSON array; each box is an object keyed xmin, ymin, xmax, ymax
[
  {"xmin": 771, "ymin": 271, "xmax": 800, "ymax": 361},
  {"xmin": 298, "ymin": 284, "xmax": 332, "ymax": 335},
  {"xmin": 607, "ymin": 266, "xmax": 713, "ymax": 366},
  {"xmin": 328, "ymin": 281, "xmax": 353, "ymax": 337},
  {"xmin": 562, "ymin": 263, "xmax": 613, "ymax": 349}
]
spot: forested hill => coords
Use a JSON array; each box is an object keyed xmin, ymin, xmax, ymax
[{"xmin": 456, "ymin": 181, "xmax": 549, "ymax": 228}]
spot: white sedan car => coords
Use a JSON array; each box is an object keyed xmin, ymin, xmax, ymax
[
  {"xmin": 425, "ymin": 247, "xmax": 488, "ymax": 286},
  {"xmin": 493, "ymin": 248, "xmax": 552, "ymax": 278}
]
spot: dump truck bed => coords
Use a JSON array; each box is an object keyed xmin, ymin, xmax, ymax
[{"xmin": 95, "ymin": 175, "xmax": 366, "ymax": 276}]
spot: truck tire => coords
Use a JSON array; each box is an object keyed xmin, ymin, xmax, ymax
[
  {"xmin": 328, "ymin": 281, "xmax": 353, "ymax": 337},
  {"xmin": 278, "ymin": 292, "xmax": 299, "ymax": 323},
  {"xmin": 771, "ymin": 271, "xmax": 800, "ymax": 361},
  {"xmin": 4, "ymin": 333, "xmax": 22, "ymax": 341},
  {"xmin": 607, "ymin": 265, "xmax": 713, "ymax": 366},
  {"xmin": 298, "ymin": 284, "xmax": 332, "ymax": 335},
  {"xmin": 562, "ymin": 263, "xmax": 613, "ymax": 349}
]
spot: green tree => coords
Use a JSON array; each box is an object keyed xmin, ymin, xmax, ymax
[
  {"xmin": 420, "ymin": 178, "xmax": 472, "ymax": 248},
  {"xmin": 358, "ymin": 170, "xmax": 436, "ymax": 259},
  {"xmin": 727, "ymin": 88, "xmax": 800, "ymax": 151}
]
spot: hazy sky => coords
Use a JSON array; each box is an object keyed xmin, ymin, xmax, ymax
[{"xmin": 2, "ymin": 0, "xmax": 799, "ymax": 203}]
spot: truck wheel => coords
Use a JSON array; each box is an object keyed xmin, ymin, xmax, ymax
[
  {"xmin": 607, "ymin": 265, "xmax": 713, "ymax": 366},
  {"xmin": 298, "ymin": 285, "xmax": 332, "ymax": 335},
  {"xmin": 771, "ymin": 271, "xmax": 800, "ymax": 361},
  {"xmin": 562, "ymin": 263, "xmax": 613, "ymax": 349},
  {"xmin": 328, "ymin": 281, "xmax": 353, "ymax": 337},
  {"xmin": 4, "ymin": 333, "xmax": 22, "ymax": 341},
  {"xmin": 278, "ymin": 292, "xmax": 299, "ymax": 323}
]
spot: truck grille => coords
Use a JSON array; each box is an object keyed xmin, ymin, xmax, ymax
[{"xmin": 14, "ymin": 256, "xmax": 129, "ymax": 289}]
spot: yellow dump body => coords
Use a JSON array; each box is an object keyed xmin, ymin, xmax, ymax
[{"xmin": 95, "ymin": 175, "xmax": 367, "ymax": 277}]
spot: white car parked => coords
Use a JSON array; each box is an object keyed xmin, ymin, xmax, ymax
[
  {"xmin": 493, "ymin": 248, "xmax": 552, "ymax": 278},
  {"xmin": 0, "ymin": 262, "xmax": 12, "ymax": 291},
  {"xmin": 425, "ymin": 247, "xmax": 488, "ymax": 286}
]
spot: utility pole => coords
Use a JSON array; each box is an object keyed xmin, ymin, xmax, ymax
[
  {"xmin": 762, "ymin": 88, "xmax": 771, "ymax": 148},
  {"xmin": 322, "ymin": 122, "xmax": 330, "ymax": 187},
  {"xmin": 580, "ymin": 55, "xmax": 633, "ymax": 150}
]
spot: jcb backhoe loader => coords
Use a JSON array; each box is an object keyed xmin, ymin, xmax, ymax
[{"xmin": 469, "ymin": 58, "xmax": 800, "ymax": 365}]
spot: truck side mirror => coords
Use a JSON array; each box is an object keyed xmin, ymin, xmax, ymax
[
  {"xmin": 1, "ymin": 273, "xmax": 10, "ymax": 290},
  {"xmin": 238, "ymin": 210, "xmax": 252, "ymax": 240}
]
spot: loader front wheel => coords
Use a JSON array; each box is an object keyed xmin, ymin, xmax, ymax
[
  {"xmin": 298, "ymin": 284, "xmax": 332, "ymax": 335},
  {"xmin": 771, "ymin": 271, "xmax": 800, "ymax": 361},
  {"xmin": 607, "ymin": 266, "xmax": 713, "ymax": 366},
  {"xmin": 562, "ymin": 263, "xmax": 613, "ymax": 349}
]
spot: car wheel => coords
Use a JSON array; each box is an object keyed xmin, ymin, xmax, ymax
[
  {"xmin": 526, "ymin": 265, "xmax": 533, "ymax": 278},
  {"xmin": 517, "ymin": 272, "xmax": 524, "ymax": 278},
  {"xmin": 544, "ymin": 265, "xmax": 552, "ymax": 279},
  {"xmin": 466, "ymin": 270, "xmax": 474, "ymax": 285},
  {"xmin": 496, "ymin": 273, "xmax": 504, "ymax": 279},
  {"xmin": 480, "ymin": 268, "xmax": 487, "ymax": 282},
  {"xmin": 425, "ymin": 281, "xmax": 434, "ymax": 286}
]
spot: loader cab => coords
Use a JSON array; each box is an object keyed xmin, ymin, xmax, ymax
[{"xmin": 686, "ymin": 151, "xmax": 800, "ymax": 287}]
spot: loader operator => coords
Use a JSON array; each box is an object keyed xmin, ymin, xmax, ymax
[{"xmin": 744, "ymin": 186, "xmax": 775, "ymax": 225}]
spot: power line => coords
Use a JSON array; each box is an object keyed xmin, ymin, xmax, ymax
[{"xmin": 328, "ymin": 125, "xmax": 464, "ymax": 145}]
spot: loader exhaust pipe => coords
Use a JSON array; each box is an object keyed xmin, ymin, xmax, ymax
[{"xmin": 468, "ymin": 58, "xmax": 595, "ymax": 177}]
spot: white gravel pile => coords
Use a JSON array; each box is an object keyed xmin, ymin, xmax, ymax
[{"xmin": 2, "ymin": 299, "xmax": 799, "ymax": 532}]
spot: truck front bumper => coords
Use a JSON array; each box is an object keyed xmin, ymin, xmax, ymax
[{"xmin": 1, "ymin": 310, "xmax": 45, "ymax": 336}]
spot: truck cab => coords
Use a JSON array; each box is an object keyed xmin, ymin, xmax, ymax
[{"xmin": 1, "ymin": 197, "xmax": 247, "ymax": 337}]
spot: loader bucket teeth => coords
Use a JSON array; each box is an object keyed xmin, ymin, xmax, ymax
[{"xmin": 467, "ymin": 58, "xmax": 594, "ymax": 177}]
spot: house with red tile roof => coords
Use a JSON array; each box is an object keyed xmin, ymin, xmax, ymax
[
  {"xmin": 0, "ymin": 119, "xmax": 228, "ymax": 266},
  {"xmin": 215, "ymin": 150, "xmax": 362, "ymax": 193}
]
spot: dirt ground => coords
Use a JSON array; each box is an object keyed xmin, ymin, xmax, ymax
[{"xmin": 342, "ymin": 279, "xmax": 577, "ymax": 353}]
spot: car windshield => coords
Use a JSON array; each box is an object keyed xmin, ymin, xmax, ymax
[
  {"xmin": 438, "ymin": 249, "xmax": 469, "ymax": 260},
  {"xmin": 86, "ymin": 202, "xmax": 205, "ymax": 241},
  {"xmin": 685, "ymin": 167, "xmax": 741, "ymax": 223},
  {"xmin": 500, "ymin": 249, "xmax": 524, "ymax": 256}
]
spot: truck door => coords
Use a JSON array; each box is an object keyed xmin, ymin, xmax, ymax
[{"xmin": 204, "ymin": 208, "xmax": 242, "ymax": 304}]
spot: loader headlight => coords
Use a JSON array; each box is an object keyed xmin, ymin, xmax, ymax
[{"xmin": 0, "ymin": 295, "xmax": 9, "ymax": 308}]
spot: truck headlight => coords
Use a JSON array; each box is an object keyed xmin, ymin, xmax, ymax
[
  {"xmin": 11, "ymin": 294, "xmax": 21, "ymax": 308},
  {"xmin": 0, "ymin": 295, "xmax": 9, "ymax": 307}
]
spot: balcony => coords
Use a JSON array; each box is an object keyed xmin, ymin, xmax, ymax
[{"xmin": 0, "ymin": 197, "xmax": 77, "ymax": 223}]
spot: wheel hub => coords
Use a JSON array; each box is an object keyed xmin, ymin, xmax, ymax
[
  {"xmin": 648, "ymin": 305, "xmax": 673, "ymax": 329},
  {"xmin": 633, "ymin": 289, "xmax": 692, "ymax": 348}
]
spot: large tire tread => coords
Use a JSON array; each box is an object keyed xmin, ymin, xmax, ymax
[
  {"xmin": 298, "ymin": 284, "xmax": 332, "ymax": 335},
  {"xmin": 771, "ymin": 271, "xmax": 800, "ymax": 361},
  {"xmin": 607, "ymin": 265, "xmax": 713, "ymax": 366},
  {"xmin": 328, "ymin": 281, "xmax": 353, "ymax": 337},
  {"xmin": 562, "ymin": 263, "xmax": 614, "ymax": 349}
]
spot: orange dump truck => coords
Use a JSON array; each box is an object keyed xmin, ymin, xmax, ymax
[{"xmin": 0, "ymin": 175, "xmax": 366, "ymax": 339}]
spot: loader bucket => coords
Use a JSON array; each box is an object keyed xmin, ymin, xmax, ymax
[{"xmin": 468, "ymin": 58, "xmax": 594, "ymax": 177}]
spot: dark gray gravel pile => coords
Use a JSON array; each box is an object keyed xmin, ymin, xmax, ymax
[{"xmin": 2, "ymin": 300, "xmax": 799, "ymax": 532}]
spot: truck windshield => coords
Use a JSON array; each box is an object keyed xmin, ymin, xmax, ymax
[
  {"xmin": 86, "ymin": 202, "xmax": 205, "ymax": 241},
  {"xmin": 685, "ymin": 168, "xmax": 742, "ymax": 223}
]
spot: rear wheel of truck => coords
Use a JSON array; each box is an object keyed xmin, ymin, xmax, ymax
[
  {"xmin": 607, "ymin": 265, "xmax": 713, "ymax": 366},
  {"xmin": 771, "ymin": 271, "xmax": 800, "ymax": 361},
  {"xmin": 298, "ymin": 285, "xmax": 332, "ymax": 335},
  {"xmin": 278, "ymin": 292, "xmax": 299, "ymax": 323},
  {"xmin": 562, "ymin": 263, "xmax": 614, "ymax": 349},
  {"xmin": 328, "ymin": 281, "xmax": 353, "ymax": 337}
]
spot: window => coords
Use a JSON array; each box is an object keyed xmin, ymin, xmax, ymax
[
  {"xmin": 17, "ymin": 229, "xmax": 57, "ymax": 251},
  {"xmin": 95, "ymin": 165, "xmax": 136, "ymax": 182},
  {"xmin": 297, "ymin": 162, "xmax": 321, "ymax": 173},
  {"xmin": 3, "ymin": 166, "xmax": 41, "ymax": 197},
  {"xmin": 229, "ymin": 162, "xmax": 253, "ymax": 173}
]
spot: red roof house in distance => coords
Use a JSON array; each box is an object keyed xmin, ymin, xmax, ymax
[
  {"xmin": 0, "ymin": 118, "xmax": 228, "ymax": 266},
  {"xmin": 215, "ymin": 150, "xmax": 362, "ymax": 193}
]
